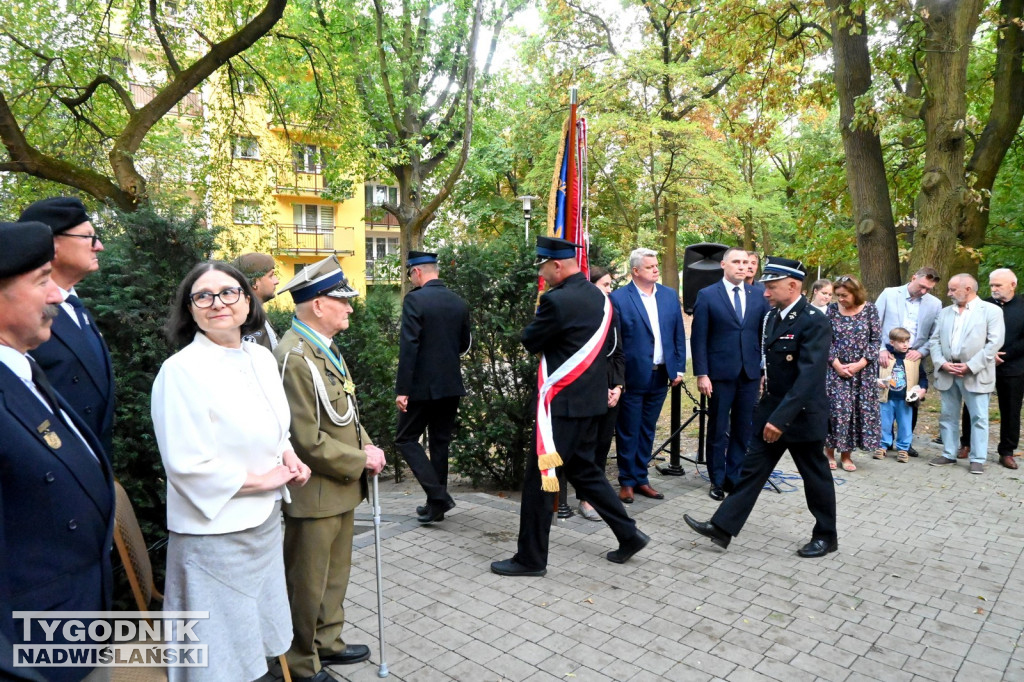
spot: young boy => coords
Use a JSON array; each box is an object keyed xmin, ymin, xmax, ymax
[{"xmin": 876, "ymin": 327, "xmax": 928, "ymax": 463}]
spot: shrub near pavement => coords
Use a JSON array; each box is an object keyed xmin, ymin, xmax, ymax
[
  {"xmin": 440, "ymin": 233, "xmax": 538, "ymax": 490},
  {"xmin": 84, "ymin": 207, "xmax": 221, "ymax": 604}
]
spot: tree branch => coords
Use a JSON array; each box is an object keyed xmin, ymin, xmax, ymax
[{"xmin": 149, "ymin": 0, "xmax": 182, "ymax": 75}]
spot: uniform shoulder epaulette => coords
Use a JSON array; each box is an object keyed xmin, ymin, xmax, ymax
[{"xmin": 290, "ymin": 338, "xmax": 306, "ymax": 354}]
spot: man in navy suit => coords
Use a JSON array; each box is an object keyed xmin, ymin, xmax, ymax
[
  {"xmin": 20, "ymin": 198, "xmax": 115, "ymax": 455},
  {"xmin": 691, "ymin": 247, "xmax": 770, "ymax": 501},
  {"xmin": 0, "ymin": 221, "xmax": 115, "ymax": 682},
  {"xmin": 609, "ymin": 248, "xmax": 686, "ymax": 503}
]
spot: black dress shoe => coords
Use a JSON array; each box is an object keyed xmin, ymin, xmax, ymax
[
  {"xmin": 416, "ymin": 501, "xmax": 451, "ymax": 521},
  {"xmin": 709, "ymin": 485, "xmax": 725, "ymax": 501},
  {"xmin": 417, "ymin": 499, "xmax": 455, "ymax": 524},
  {"xmin": 293, "ymin": 670, "xmax": 337, "ymax": 682},
  {"xmin": 683, "ymin": 514, "xmax": 730, "ymax": 549},
  {"xmin": 908, "ymin": 446, "xmax": 919, "ymax": 457},
  {"xmin": 320, "ymin": 644, "xmax": 371, "ymax": 666},
  {"xmin": 490, "ymin": 558, "xmax": 546, "ymax": 577},
  {"xmin": 606, "ymin": 530, "xmax": 650, "ymax": 564},
  {"xmin": 796, "ymin": 538, "xmax": 838, "ymax": 558}
]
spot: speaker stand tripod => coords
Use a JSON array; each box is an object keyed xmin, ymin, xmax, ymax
[{"xmin": 653, "ymin": 382, "xmax": 781, "ymax": 495}]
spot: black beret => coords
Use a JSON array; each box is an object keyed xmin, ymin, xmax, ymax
[
  {"xmin": 19, "ymin": 197, "xmax": 91, "ymax": 235},
  {"xmin": 0, "ymin": 222, "xmax": 55, "ymax": 278}
]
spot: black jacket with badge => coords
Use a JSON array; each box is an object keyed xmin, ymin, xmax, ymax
[{"xmin": 756, "ymin": 297, "xmax": 832, "ymax": 442}]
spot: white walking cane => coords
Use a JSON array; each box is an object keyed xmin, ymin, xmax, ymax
[{"xmin": 371, "ymin": 474, "xmax": 389, "ymax": 677}]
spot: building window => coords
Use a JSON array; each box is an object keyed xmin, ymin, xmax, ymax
[
  {"xmin": 364, "ymin": 183, "xmax": 398, "ymax": 207},
  {"xmin": 232, "ymin": 200, "xmax": 261, "ymax": 224},
  {"xmin": 366, "ymin": 235, "xmax": 399, "ymax": 259},
  {"xmin": 232, "ymin": 136, "xmax": 259, "ymax": 159},
  {"xmin": 293, "ymin": 203, "xmax": 334, "ymax": 233},
  {"xmin": 293, "ymin": 144, "xmax": 320, "ymax": 173}
]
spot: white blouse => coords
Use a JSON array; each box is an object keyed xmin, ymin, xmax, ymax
[{"xmin": 152, "ymin": 333, "xmax": 293, "ymax": 534}]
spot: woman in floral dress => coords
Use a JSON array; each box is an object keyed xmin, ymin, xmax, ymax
[{"xmin": 825, "ymin": 275, "xmax": 882, "ymax": 471}]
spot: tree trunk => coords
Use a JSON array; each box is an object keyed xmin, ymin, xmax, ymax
[
  {"xmin": 910, "ymin": 0, "xmax": 984, "ymax": 283},
  {"xmin": 959, "ymin": 0, "xmax": 1024, "ymax": 268},
  {"xmin": 661, "ymin": 199, "xmax": 680, "ymax": 294},
  {"xmin": 825, "ymin": 0, "xmax": 902, "ymax": 298}
]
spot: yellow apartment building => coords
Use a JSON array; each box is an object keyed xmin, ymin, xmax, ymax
[{"xmin": 124, "ymin": 30, "xmax": 401, "ymax": 301}]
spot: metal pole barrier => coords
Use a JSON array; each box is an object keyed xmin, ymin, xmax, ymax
[{"xmin": 371, "ymin": 475, "xmax": 389, "ymax": 678}]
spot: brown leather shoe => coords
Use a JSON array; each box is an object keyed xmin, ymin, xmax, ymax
[
  {"xmin": 619, "ymin": 486, "xmax": 634, "ymax": 504},
  {"xmin": 635, "ymin": 484, "xmax": 664, "ymax": 500},
  {"xmin": 957, "ymin": 445, "xmax": 970, "ymax": 459},
  {"xmin": 1000, "ymin": 455, "xmax": 1019, "ymax": 470}
]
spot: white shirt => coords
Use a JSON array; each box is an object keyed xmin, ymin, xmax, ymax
[
  {"xmin": 950, "ymin": 298, "xmax": 978, "ymax": 359},
  {"xmin": 902, "ymin": 293, "xmax": 921, "ymax": 341},
  {"xmin": 152, "ymin": 333, "xmax": 294, "ymax": 534},
  {"xmin": 635, "ymin": 282, "xmax": 664, "ymax": 365},
  {"xmin": 0, "ymin": 344, "xmax": 99, "ymax": 461},
  {"xmin": 722, "ymin": 279, "xmax": 745, "ymax": 320},
  {"xmin": 58, "ymin": 285, "xmax": 81, "ymax": 328}
]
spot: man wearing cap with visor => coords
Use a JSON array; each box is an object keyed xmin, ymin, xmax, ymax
[
  {"xmin": 685, "ymin": 257, "xmax": 838, "ymax": 558},
  {"xmin": 0, "ymin": 221, "xmax": 115, "ymax": 682},
  {"xmin": 273, "ymin": 256, "xmax": 386, "ymax": 681},
  {"xmin": 20, "ymin": 197, "xmax": 115, "ymax": 455},
  {"xmin": 491, "ymin": 236, "xmax": 648, "ymax": 577},
  {"xmin": 395, "ymin": 250, "xmax": 471, "ymax": 524},
  {"xmin": 231, "ymin": 252, "xmax": 280, "ymax": 350}
]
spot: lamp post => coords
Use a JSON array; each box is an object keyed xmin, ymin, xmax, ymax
[{"xmin": 516, "ymin": 195, "xmax": 539, "ymax": 246}]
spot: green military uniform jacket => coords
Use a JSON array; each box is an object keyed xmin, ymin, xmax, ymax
[{"xmin": 275, "ymin": 328, "xmax": 368, "ymax": 518}]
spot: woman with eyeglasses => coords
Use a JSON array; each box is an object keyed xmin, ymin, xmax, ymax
[
  {"xmin": 151, "ymin": 261, "xmax": 311, "ymax": 681},
  {"xmin": 824, "ymin": 274, "xmax": 882, "ymax": 471}
]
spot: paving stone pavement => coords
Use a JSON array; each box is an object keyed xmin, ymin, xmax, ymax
[{"xmin": 298, "ymin": 439, "xmax": 1024, "ymax": 682}]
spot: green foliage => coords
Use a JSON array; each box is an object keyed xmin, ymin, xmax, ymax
[
  {"xmin": 332, "ymin": 290, "xmax": 402, "ymax": 469},
  {"xmin": 83, "ymin": 207, "xmax": 221, "ymax": 604},
  {"xmin": 441, "ymin": 232, "xmax": 538, "ymax": 489}
]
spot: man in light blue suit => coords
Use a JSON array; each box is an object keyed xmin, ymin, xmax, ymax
[
  {"xmin": 691, "ymin": 247, "xmax": 771, "ymax": 501},
  {"xmin": 875, "ymin": 266, "xmax": 941, "ymax": 456},
  {"xmin": 610, "ymin": 248, "xmax": 686, "ymax": 502}
]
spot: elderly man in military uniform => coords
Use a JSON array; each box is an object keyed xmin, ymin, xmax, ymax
[
  {"xmin": 274, "ymin": 256, "xmax": 386, "ymax": 682},
  {"xmin": 20, "ymin": 197, "xmax": 115, "ymax": 455},
  {"xmin": 685, "ymin": 256, "xmax": 838, "ymax": 558},
  {"xmin": 231, "ymin": 252, "xmax": 280, "ymax": 350},
  {"xmin": 395, "ymin": 250, "xmax": 471, "ymax": 524},
  {"xmin": 491, "ymin": 236, "xmax": 649, "ymax": 577},
  {"xmin": 0, "ymin": 221, "xmax": 115, "ymax": 682}
]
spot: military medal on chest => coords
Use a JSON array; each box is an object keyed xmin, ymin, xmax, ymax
[
  {"xmin": 343, "ymin": 378, "xmax": 356, "ymax": 395},
  {"xmin": 38, "ymin": 420, "xmax": 62, "ymax": 449}
]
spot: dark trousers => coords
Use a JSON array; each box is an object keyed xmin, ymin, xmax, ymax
[
  {"xmin": 395, "ymin": 396, "xmax": 459, "ymax": 505},
  {"xmin": 577, "ymin": 404, "xmax": 618, "ymax": 502},
  {"xmin": 711, "ymin": 434, "xmax": 837, "ymax": 543},
  {"xmin": 962, "ymin": 375, "xmax": 1024, "ymax": 456},
  {"xmin": 515, "ymin": 415, "xmax": 638, "ymax": 569},
  {"xmin": 706, "ymin": 375, "xmax": 760, "ymax": 490},
  {"xmin": 616, "ymin": 367, "xmax": 669, "ymax": 487}
]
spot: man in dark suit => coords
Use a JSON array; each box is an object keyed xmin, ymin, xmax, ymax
[
  {"xmin": 20, "ymin": 197, "xmax": 115, "ymax": 455},
  {"xmin": 609, "ymin": 248, "xmax": 686, "ymax": 502},
  {"xmin": 232, "ymin": 252, "xmax": 281, "ymax": 351},
  {"xmin": 491, "ymin": 237, "xmax": 648, "ymax": 577},
  {"xmin": 691, "ymin": 246, "xmax": 771, "ymax": 500},
  {"xmin": 0, "ymin": 221, "xmax": 115, "ymax": 682},
  {"xmin": 395, "ymin": 250, "xmax": 472, "ymax": 523},
  {"xmin": 685, "ymin": 257, "xmax": 838, "ymax": 558}
]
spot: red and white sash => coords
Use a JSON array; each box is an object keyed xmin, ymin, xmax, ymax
[{"xmin": 535, "ymin": 296, "xmax": 613, "ymax": 491}]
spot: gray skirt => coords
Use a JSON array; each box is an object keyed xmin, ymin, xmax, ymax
[{"xmin": 165, "ymin": 501, "xmax": 292, "ymax": 682}]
